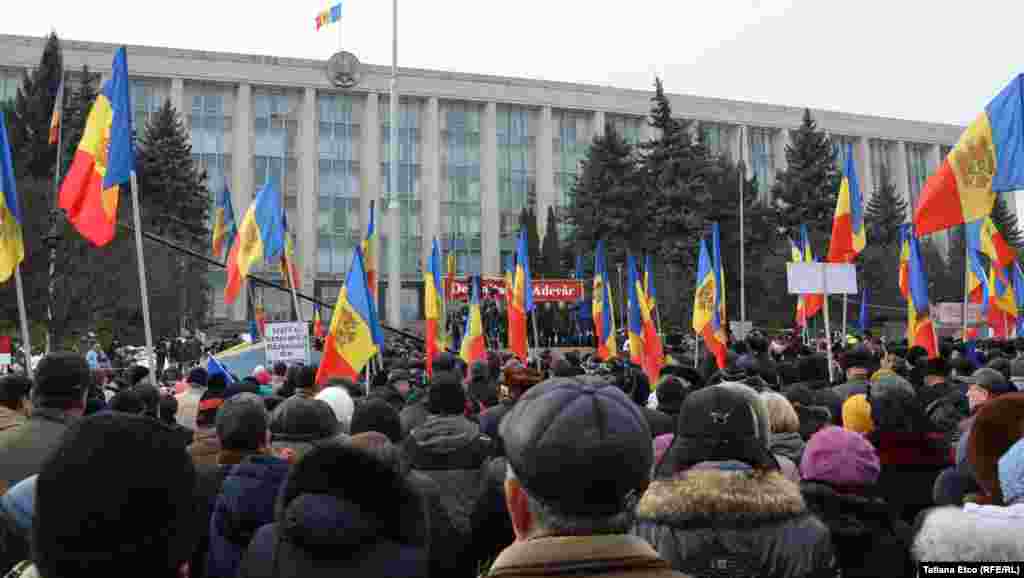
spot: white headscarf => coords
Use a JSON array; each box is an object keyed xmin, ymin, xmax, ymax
[{"xmin": 316, "ymin": 386, "xmax": 355, "ymax": 434}]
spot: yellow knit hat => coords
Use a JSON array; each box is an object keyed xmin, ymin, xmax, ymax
[{"xmin": 842, "ymin": 393, "xmax": 875, "ymax": 435}]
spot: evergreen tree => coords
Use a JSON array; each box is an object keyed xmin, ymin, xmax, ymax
[
  {"xmin": 10, "ymin": 32, "xmax": 63, "ymax": 180},
  {"xmin": 61, "ymin": 66, "xmax": 99, "ymax": 178},
  {"xmin": 990, "ymin": 193, "xmax": 1023, "ymax": 249},
  {"xmin": 864, "ymin": 164, "xmax": 907, "ymax": 248},
  {"xmin": 541, "ymin": 206, "xmax": 561, "ymax": 277},
  {"xmin": 137, "ymin": 100, "xmax": 211, "ymax": 330},
  {"xmin": 770, "ymin": 109, "xmax": 841, "ymax": 237}
]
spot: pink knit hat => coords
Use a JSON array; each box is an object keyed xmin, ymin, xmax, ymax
[{"xmin": 800, "ymin": 426, "xmax": 880, "ymax": 487}]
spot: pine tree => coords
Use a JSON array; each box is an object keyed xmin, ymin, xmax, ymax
[
  {"xmin": 541, "ymin": 206, "xmax": 561, "ymax": 277},
  {"xmin": 10, "ymin": 32, "xmax": 63, "ymax": 180},
  {"xmin": 990, "ymin": 193, "xmax": 1023, "ymax": 249},
  {"xmin": 137, "ymin": 100, "xmax": 211, "ymax": 331},
  {"xmin": 864, "ymin": 164, "xmax": 907, "ymax": 248},
  {"xmin": 770, "ymin": 109, "xmax": 841, "ymax": 237}
]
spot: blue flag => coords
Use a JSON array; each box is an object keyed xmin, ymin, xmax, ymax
[
  {"xmin": 207, "ymin": 355, "xmax": 236, "ymax": 385},
  {"xmin": 858, "ymin": 288, "xmax": 870, "ymax": 333}
]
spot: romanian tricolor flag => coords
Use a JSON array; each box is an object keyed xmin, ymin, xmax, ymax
[
  {"xmin": 362, "ymin": 200, "xmax": 378, "ymax": 307},
  {"xmin": 0, "ymin": 112, "xmax": 24, "ymax": 284},
  {"xmin": 593, "ymin": 240, "xmax": 617, "ymax": 361},
  {"xmin": 460, "ymin": 275, "xmax": 486, "ymax": 366},
  {"xmin": 914, "ymin": 75, "xmax": 1024, "ymax": 236},
  {"xmin": 224, "ymin": 182, "xmax": 286, "ymax": 304},
  {"xmin": 827, "ymin": 143, "xmax": 866, "ymax": 263},
  {"xmin": 509, "ymin": 229, "xmax": 532, "ymax": 361},
  {"xmin": 58, "ymin": 47, "xmax": 135, "ymax": 247},
  {"xmin": 628, "ymin": 254, "xmax": 663, "ymax": 386},
  {"xmin": 987, "ymin": 263, "xmax": 1017, "ymax": 338},
  {"xmin": 644, "ymin": 253, "xmax": 656, "ymax": 312},
  {"xmin": 424, "ymin": 238, "xmax": 446, "ymax": 374},
  {"xmin": 315, "ymin": 3, "xmax": 343, "ymax": 31},
  {"xmin": 898, "ymin": 224, "xmax": 938, "ymax": 358},
  {"xmin": 316, "ymin": 245, "xmax": 379, "ymax": 384},
  {"xmin": 280, "ymin": 213, "xmax": 300, "ymax": 289},
  {"xmin": 211, "ymin": 187, "xmax": 237, "ymax": 260},
  {"xmin": 313, "ymin": 303, "xmax": 325, "ymax": 340},
  {"xmin": 48, "ymin": 77, "xmax": 64, "ymax": 146},
  {"xmin": 693, "ymin": 237, "xmax": 727, "ymax": 369}
]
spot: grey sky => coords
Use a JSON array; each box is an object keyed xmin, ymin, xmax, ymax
[{"xmin": 4, "ymin": 0, "xmax": 1021, "ymax": 127}]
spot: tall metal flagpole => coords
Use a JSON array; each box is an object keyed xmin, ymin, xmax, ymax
[
  {"xmin": 739, "ymin": 126, "xmax": 747, "ymax": 329},
  {"xmin": 47, "ymin": 71, "xmax": 65, "ymax": 354},
  {"xmin": 385, "ymin": 0, "xmax": 401, "ymax": 329},
  {"xmin": 962, "ymin": 236, "xmax": 969, "ymax": 341},
  {"xmin": 821, "ymin": 263, "xmax": 834, "ymax": 383},
  {"xmin": 129, "ymin": 172, "xmax": 155, "ymax": 378},
  {"xmin": 281, "ymin": 169, "xmax": 303, "ymax": 323},
  {"xmin": 14, "ymin": 266, "xmax": 32, "ymax": 377},
  {"xmin": 842, "ymin": 293, "xmax": 848, "ymax": 339}
]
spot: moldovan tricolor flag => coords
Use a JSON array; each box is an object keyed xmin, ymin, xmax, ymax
[
  {"xmin": 316, "ymin": 246, "xmax": 379, "ymax": 384},
  {"xmin": 827, "ymin": 143, "xmax": 866, "ymax": 263},
  {"xmin": 593, "ymin": 240, "xmax": 617, "ymax": 361},
  {"xmin": 0, "ymin": 112, "xmax": 24, "ymax": 283},
  {"xmin": 693, "ymin": 237, "xmax": 727, "ymax": 369},
  {"xmin": 424, "ymin": 238, "xmax": 446, "ymax": 374},
  {"xmin": 58, "ymin": 47, "xmax": 135, "ymax": 247},
  {"xmin": 898, "ymin": 224, "xmax": 938, "ymax": 358},
  {"xmin": 628, "ymin": 253, "xmax": 663, "ymax": 386},
  {"xmin": 914, "ymin": 75, "xmax": 1024, "ymax": 236},
  {"xmin": 796, "ymin": 225, "xmax": 824, "ymax": 325},
  {"xmin": 212, "ymin": 187, "xmax": 237, "ymax": 259},
  {"xmin": 459, "ymin": 275, "xmax": 486, "ymax": 366},
  {"xmin": 224, "ymin": 182, "xmax": 286, "ymax": 304},
  {"xmin": 967, "ymin": 216, "xmax": 1017, "ymax": 276},
  {"xmin": 987, "ymin": 263, "xmax": 1017, "ymax": 338}
]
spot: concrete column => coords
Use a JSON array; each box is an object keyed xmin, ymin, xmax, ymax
[
  {"xmin": 481, "ymin": 102, "xmax": 499, "ymax": 276},
  {"xmin": 730, "ymin": 125, "xmax": 745, "ymax": 176},
  {"xmin": 536, "ymin": 106, "xmax": 554, "ymax": 240},
  {"xmin": 893, "ymin": 141, "xmax": 910, "ymax": 215},
  {"xmin": 773, "ymin": 127, "xmax": 791, "ymax": 176},
  {"xmin": 170, "ymin": 78, "xmax": 185, "ymax": 117},
  {"xmin": 856, "ymin": 136, "xmax": 873, "ymax": 201},
  {"xmin": 592, "ymin": 110, "xmax": 606, "ymax": 138},
  {"xmin": 422, "ymin": 97, "xmax": 441, "ymax": 273},
  {"xmin": 229, "ymin": 82, "xmax": 253, "ymax": 321},
  {"xmin": 298, "ymin": 87, "xmax": 318, "ymax": 320}
]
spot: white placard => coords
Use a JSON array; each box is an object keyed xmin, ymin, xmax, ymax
[
  {"xmin": 730, "ymin": 321, "xmax": 753, "ymax": 340},
  {"xmin": 265, "ymin": 322, "xmax": 310, "ymax": 365},
  {"xmin": 786, "ymin": 262, "xmax": 858, "ymax": 295}
]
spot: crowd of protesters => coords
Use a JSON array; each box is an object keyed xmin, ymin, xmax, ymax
[{"xmin": 0, "ymin": 330, "xmax": 1022, "ymax": 578}]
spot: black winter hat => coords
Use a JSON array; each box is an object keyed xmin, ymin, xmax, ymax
[
  {"xmin": 188, "ymin": 367, "xmax": 209, "ymax": 387},
  {"xmin": 217, "ymin": 392, "xmax": 270, "ymax": 451},
  {"xmin": 501, "ymin": 375, "xmax": 653, "ymax": 516},
  {"xmin": 34, "ymin": 413, "xmax": 198, "ymax": 578},
  {"xmin": 33, "ymin": 352, "xmax": 90, "ymax": 404},
  {"xmin": 110, "ymin": 389, "xmax": 145, "ymax": 414},
  {"xmin": 428, "ymin": 371, "xmax": 466, "ymax": 415},
  {"xmin": 350, "ymin": 398, "xmax": 402, "ymax": 443},
  {"xmin": 269, "ymin": 397, "xmax": 338, "ymax": 443}
]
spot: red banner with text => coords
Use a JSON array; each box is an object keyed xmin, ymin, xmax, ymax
[{"xmin": 444, "ymin": 277, "xmax": 585, "ymax": 303}]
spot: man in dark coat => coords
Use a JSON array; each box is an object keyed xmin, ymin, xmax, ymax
[{"xmin": 0, "ymin": 353, "xmax": 90, "ymax": 488}]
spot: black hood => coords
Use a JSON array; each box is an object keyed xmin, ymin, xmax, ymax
[{"xmin": 281, "ymin": 493, "xmax": 380, "ymax": 551}]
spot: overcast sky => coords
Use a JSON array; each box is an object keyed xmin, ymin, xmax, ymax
[{"xmin": 4, "ymin": 1, "xmax": 1022, "ymax": 127}]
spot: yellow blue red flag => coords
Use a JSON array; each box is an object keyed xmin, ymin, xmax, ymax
[
  {"xmin": 424, "ymin": 238, "xmax": 447, "ymax": 374},
  {"xmin": 693, "ymin": 237, "xmax": 726, "ymax": 368},
  {"xmin": 460, "ymin": 275, "xmax": 487, "ymax": 366},
  {"xmin": 316, "ymin": 245, "xmax": 379, "ymax": 384},
  {"xmin": 224, "ymin": 182, "xmax": 286, "ymax": 304},
  {"xmin": 899, "ymin": 224, "xmax": 938, "ymax": 358},
  {"xmin": 0, "ymin": 112, "xmax": 24, "ymax": 283},
  {"xmin": 593, "ymin": 240, "xmax": 617, "ymax": 361},
  {"xmin": 827, "ymin": 143, "xmax": 866, "ymax": 263},
  {"xmin": 212, "ymin": 187, "xmax": 237, "ymax": 259},
  {"xmin": 315, "ymin": 3, "xmax": 343, "ymax": 31}
]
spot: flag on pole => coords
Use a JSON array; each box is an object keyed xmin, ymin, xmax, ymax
[
  {"xmin": 254, "ymin": 303, "xmax": 266, "ymax": 337},
  {"xmin": 424, "ymin": 238, "xmax": 445, "ymax": 375},
  {"xmin": 799, "ymin": 225, "xmax": 824, "ymax": 323},
  {"xmin": 858, "ymin": 288, "xmax": 870, "ymax": 333},
  {"xmin": 316, "ymin": 246, "xmax": 379, "ymax": 384},
  {"xmin": 790, "ymin": 235, "xmax": 808, "ymax": 327},
  {"xmin": 224, "ymin": 182, "xmax": 286, "ymax": 304},
  {"xmin": 509, "ymin": 230, "xmax": 531, "ymax": 361},
  {"xmin": 898, "ymin": 224, "xmax": 938, "ymax": 358},
  {"xmin": 460, "ymin": 275, "xmax": 486, "ymax": 366},
  {"xmin": 968, "ymin": 246, "xmax": 990, "ymax": 305},
  {"xmin": 206, "ymin": 355, "xmax": 236, "ymax": 385},
  {"xmin": 0, "ymin": 112, "xmax": 24, "ymax": 284},
  {"xmin": 446, "ymin": 250, "xmax": 457, "ymax": 300},
  {"xmin": 914, "ymin": 75, "xmax": 1024, "ymax": 236},
  {"xmin": 628, "ymin": 254, "xmax": 663, "ymax": 386},
  {"xmin": 644, "ymin": 253, "xmax": 656, "ymax": 311},
  {"xmin": 279, "ymin": 212, "xmax": 300, "ymax": 289},
  {"xmin": 967, "ymin": 216, "xmax": 1017, "ymax": 278},
  {"xmin": 711, "ymin": 223, "xmax": 726, "ymax": 330},
  {"xmin": 58, "ymin": 47, "xmax": 135, "ymax": 247},
  {"xmin": 827, "ymin": 143, "xmax": 866, "ymax": 263},
  {"xmin": 504, "ymin": 253, "xmax": 515, "ymax": 312},
  {"xmin": 315, "ymin": 2, "xmax": 343, "ymax": 31},
  {"xmin": 593, "ymin": 240, "xmax": 617, "ymax": 361},
  {"xmin": 693, "ymin": 237, "xmax": 727, "ymax": 369},
  {"xmin": 48, "ymin": 77, "xmax": 64, "ymax": 146},
  {"xmin": 363, "ymin": 200, "xmax": 378, "ymax": 306},
  {"xmin": 987, "ymin": 262, "xmax": 1017, "ymax": 338},
  {"xmin": 627, "ymin": 254, "xmax": 644, "ymax": 367},
  {"xmin": 313, "ymin": 303, "xmax": 325, "ymax": 340},
  {"xmin": 212, "ymin": 187, "xmax": 237, "ymax": 259}
]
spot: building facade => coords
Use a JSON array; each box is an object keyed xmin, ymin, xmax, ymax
[{"xmin": 0, "ymin": 34, "xmax": 964, "ymax": 328}]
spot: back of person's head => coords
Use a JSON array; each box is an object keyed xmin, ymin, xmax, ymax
[
  {"xmin": 34, "ymin": 413, "xmax": 197, "ymax": 578},
  {"xmin": 350, "ymin": 398, "xmax": 402, "ymax": 443},
  {"xmin": 428, "ymin": 371, "xmax": 466, "ymax": 415},
  {"xmin": 315, "ymin": 386, "xmax": 355, "ymax": 434},
  {"xmin": 0, "ymin": 374, "xmax": 32, "ymax": 411},
  {"xmin": 292, "ymin": 365, "xmax": 318, "ymax": 392},
  {"xmin": 33, "ymin": 352, "xmax": 90, "ymax": 411},
  {"xmin": 801, "ymin": 426, "xmax": 881, "ymax": 489},
  {"xmin": 217, "ymin": 393, "xmax": 270, "ymax": 452},
  {"xmin": 158, "ymin": 395, "xmax": 178, "ymax": 425},
  {"xmin": 269, "ymin": 396, "xmax": 338, "ymax": 442},
  {"xmin": 127, "ymin": 365, "xmax": 150, "ymax": 387},
  {"xmin": 133, "ymin": 384, "xmax": 160, "ymax": 418},
  {"xmin": 761, "ymin": 391, "xmax": 800, "ymax": 435},
  {"xmin": 988, "ymin": 357, "xmax": 1012, "ymax": 382},
  {"xmin": 431, "ymin": 352, "xmax": 457, "ymax": 374},
  {"xmin": 110, "ymin": 388, "xmax": 145, "ymax": 414},
  {"xmin": 188, "ymin": 367, "xmax": 209, "ymax": 388},
  {"xmin": 868, "ymin": 375, "xmax": 926, "ymax": 433},
  {"xmin": 967, "ymin": 393, "xmax": 1024, "ymax": 504}
]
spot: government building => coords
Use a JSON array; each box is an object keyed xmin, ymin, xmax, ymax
[{"xmin": 0, "ymin": 33, "xmax": 966, "ymax": 329}]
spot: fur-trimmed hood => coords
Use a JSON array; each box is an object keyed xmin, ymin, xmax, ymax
[
  {"xmin": 913, "ymin": 504, "xmax": 1024, "ymax": 562},
  {"xmin": 636, "ymin": 469, "xmax": 807, "ymax": 527}
]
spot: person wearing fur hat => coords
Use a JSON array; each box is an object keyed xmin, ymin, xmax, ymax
[
  {"xmin": 799, "ymin": 426, "xmax": 913, "ymax": 578},
  {"xmin": 176, "ymin": 366, "xmax": 209, "ymax": 430},
  {"xmin": 0, "ymin": 352, "xmax": 91, "ymax": 488},
  {"xmin": 238, "ymin": 443, "xmax": 429, "ymax": 578},
  {"xmin": 268, "ymin": 396, "xmax": 344, "ymax": 461},
  {"xmin": 6, "ymin": 413, "xmax": 199, "ymax": 578},
  {"xmin": 636, "ymin": 385, "xmax": 836, "ymax": 577}
]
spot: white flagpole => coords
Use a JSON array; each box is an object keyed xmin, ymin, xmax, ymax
[
  {"xmin": 130, "ymin": 171, "xmax": 155, "ymax": 380},
  {"xmin": 842, "ymin": 293, "xmax": 848, "ymax": 341},
  {"xmin": 821, "ymin": 263, "xmax": 834, "ymax": 383},
  {"xmin": 14, "ymin": 265, "xmax": 32, "ymax": 377}
]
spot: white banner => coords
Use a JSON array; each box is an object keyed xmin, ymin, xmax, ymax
[
  {"xmin": 265, "ymin": 322, "xmax": 310, "ymax": 365},
  {"xmin": 786, "ymin": 262, "xmax": 858, "ymax": 295}
]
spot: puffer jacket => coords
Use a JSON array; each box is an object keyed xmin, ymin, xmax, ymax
[
  {"xmin": 770, "ymin": 432, "xmax": 806, "ymax": 465},
  {"xmin": 913, "ymin": 504, "xmax": 1024, "ymax": 562},
  {"xmin": 635, "ymin": 468, "xmax": 838, "ymax": 578},
  {"xmin": 800, "ymin": 481, "xmax": 913, "ymax": 577},
  {"xmin": 188, "ymin": 427, "xmax": 222, "ymax": 467},
  {"xmin": 0, "ymin": 408, "xmax": 75, "ymax": 488},
  {"xmin": 206, "ymin": 455, "xmax": 291, "ymax": 578}
]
